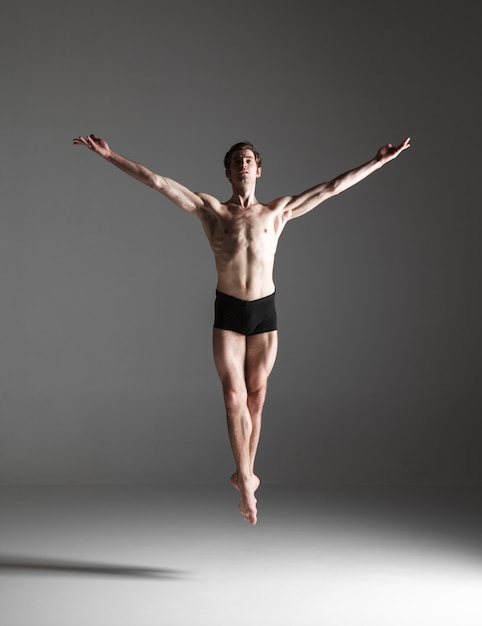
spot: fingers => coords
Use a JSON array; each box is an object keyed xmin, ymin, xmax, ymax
[
  {"xmin": 72, "ymin": 135, "xmax": 95, "ymax": 149},
  {"xmin": 73, "ymin": 136, "xmax": 89, "ymax": 147},
  {"xmin": 377, "ymin": 137, "xmax": 411, "ymax": 162}
]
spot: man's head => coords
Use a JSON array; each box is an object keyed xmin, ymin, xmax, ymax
[{"xmin": 224, "ymin": 142, "xmax": 262, "ymax": 171}]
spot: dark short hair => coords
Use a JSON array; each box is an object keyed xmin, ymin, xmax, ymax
[{"xmin": 223, "ymin": 142, "xmax": 262, "ymax": 170}]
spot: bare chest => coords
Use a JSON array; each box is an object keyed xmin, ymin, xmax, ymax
[{"xmin": 211, "ymin": 206, "xmax": 282, "ymax": 255}]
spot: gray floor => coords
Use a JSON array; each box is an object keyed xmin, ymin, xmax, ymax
[{"xmin": 1, "ymin": 484, "xmax": 481, "ymax": 626}]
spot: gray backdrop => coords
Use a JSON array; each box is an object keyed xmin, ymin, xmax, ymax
[{"xmin": 1, "ymin": 0, "xmax": 480, "ymax": 485}]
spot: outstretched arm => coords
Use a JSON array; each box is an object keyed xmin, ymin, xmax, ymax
[
  {"xmin": 73, "ymin": 134, "xmax": 206, "ymax": 215},
  {"xmin": 282, "ymin": 137, "xmax": 411, "ymax": 220}
]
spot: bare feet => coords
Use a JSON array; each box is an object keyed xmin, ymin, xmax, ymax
[{"xmin": 230, "ymin": 472, "xmax": 260, "ymax": 525}]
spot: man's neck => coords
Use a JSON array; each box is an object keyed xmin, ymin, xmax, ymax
[{"xmin": 227, "ymin": 183, "xmax": 258, "ymax": 208}]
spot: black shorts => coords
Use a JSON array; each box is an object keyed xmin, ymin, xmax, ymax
[{"xmin": 213, "ymin": 290, "xmax": 277, "ymax": 336}]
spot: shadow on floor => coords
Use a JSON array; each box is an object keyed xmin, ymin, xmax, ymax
[{"xmin": 0, "ymin": 554, "xmax": 187, "ymax": 579}]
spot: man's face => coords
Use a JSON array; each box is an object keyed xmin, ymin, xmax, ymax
[{"xmin": 226, "ymin": 149, "xmax": 261, "ymax": 183}]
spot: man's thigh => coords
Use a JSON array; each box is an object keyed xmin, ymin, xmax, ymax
[
  {"xmin": 245, "ymin": 331, "xmax": 278, "ymax": 389},
  {"xmin": 212, "ymin": 328, "xmax": 247, "ymax": 389}
]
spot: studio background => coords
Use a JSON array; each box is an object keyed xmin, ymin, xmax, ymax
[{"xmin": 1, "ymin": 0, "xmax": 480, "ymax": 486}]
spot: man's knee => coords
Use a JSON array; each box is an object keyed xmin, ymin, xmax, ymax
[
  {"xmin": 223, "ymin": 386, "xmax": 248, "ymax": 416},
  {"xmin": 246, "ymin": 382, "xmax": 267, "ymax": 411}
]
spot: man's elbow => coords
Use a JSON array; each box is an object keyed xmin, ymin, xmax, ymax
[
  {"xmin": 326, "ymin": 179, "xmax": 341, "ymax": 197},
  {"xmin": 149, "ymin": 173, "xmax": 165, "ymax": 192},
  {"xmin": 313, "ymin": 181, "xmax": 338, "ymax": 204}
]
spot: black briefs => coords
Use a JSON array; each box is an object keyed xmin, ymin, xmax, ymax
[{"xmin": 213, "ymin": 290, "xmax": 277, "ymax": 336}]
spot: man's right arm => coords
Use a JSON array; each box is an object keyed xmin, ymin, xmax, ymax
[{"xmin": 73, "ymin": 134, "xmax": 207, "ymax": 215}]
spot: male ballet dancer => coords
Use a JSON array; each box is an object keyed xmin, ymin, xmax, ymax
[{"xmin": 73, "ymin": 133, "xmax": 410, "ymax": 524}]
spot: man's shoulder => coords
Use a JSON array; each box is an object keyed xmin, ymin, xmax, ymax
[
  {"xmin": 196, "ymin": 191, "xmax": 221, "ymax": 205},
  {"xmin": 195, "ymin": 192, "xmax": 223, "ymax": 212},
  {"xmin": 265, "ymin": 195, "xmax": 293, "ymax": 214},
  {"xmin": 195, "ymin": 193, "xmax": 227, "ymax": 223}
]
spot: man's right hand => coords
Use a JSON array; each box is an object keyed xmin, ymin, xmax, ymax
[{"xmin": 73, "ymin": 134, "xmax": 110, "ymax": 158}]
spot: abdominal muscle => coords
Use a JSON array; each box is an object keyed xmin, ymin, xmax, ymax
[{"xmin": 214, "ymin": 252, "xmax": 276, "ymax": 301}]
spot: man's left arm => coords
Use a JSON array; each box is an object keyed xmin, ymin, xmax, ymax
[{"xmin": 282, "ymin": 137, "xmax": 410, "ymax": 221}]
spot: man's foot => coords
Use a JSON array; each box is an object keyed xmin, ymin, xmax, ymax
[{"xmin": 236, "ymin": 475, "xmax": 258, "ymax": 525}]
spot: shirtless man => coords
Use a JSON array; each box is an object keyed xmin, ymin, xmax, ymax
[{"xmin": 73, "ymin": 134, "xmax": 410, "ymax": 524}]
